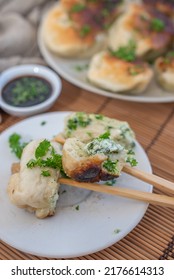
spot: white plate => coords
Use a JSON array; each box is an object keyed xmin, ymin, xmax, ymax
[
  {"xmin": 0, "ymin": 112, "xmax": 152, "ymax": 258},
  {"xmin": 38, "ymin": 24, "xmax": 174, "ymax": 103}
]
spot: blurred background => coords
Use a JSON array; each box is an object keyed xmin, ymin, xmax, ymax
[{"xmin": 0, "ymin": 0, "xmax": 58, "ymax": 72}]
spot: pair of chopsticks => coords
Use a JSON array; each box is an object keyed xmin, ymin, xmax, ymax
[
  {"xmin": 55, "ymin": 135, "xmax": 174, "ymax": 209},
  {"xmin": 59, "ymin": 168, "xmax": 174, "ymax": 209}
]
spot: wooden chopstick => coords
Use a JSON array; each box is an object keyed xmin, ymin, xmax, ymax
[
  {"xmin": 54, "ymin": 136, "xmax": 174, "ymax": 195},
  {"xmin": 59, "ymin": 178, "xmax": 174, "ymax": 209},
  {"xmin": 11, "ymin": 163, "xmax": 174, "ymax": 208},
  {"xmin": 123, "ymin": 165, "xmax": 174, "ymax": 195}
]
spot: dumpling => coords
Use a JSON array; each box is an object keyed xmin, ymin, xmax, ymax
[
  {"xmin": 108, "ymin": 3, "xmax": 173, "ymax": 59},
  {"xmin": 42, "ymin": 0, "xmax": 122, "ymax": 58},
  {"xmin": 62, "ymin": 136, "xmax": 128, "ymax": 182},
  {"xmin": 87, "ymin": 50, "xmax": 153, "ymax": 94},
  {"xmin": 154, "ymin": 52, "xmax": 174, "ymax": 92},
  {"xmin": 56, "ymin": 112, "xmax": 136, "ymax": 149},
  {"xmin": 7, "ymin": 139, "xmax": 62, "ymax": 218}
]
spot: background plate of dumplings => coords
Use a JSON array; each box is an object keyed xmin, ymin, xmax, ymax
[{"xmin": 38, "ymin": 0, "xmax": 174, "ymax": 103}]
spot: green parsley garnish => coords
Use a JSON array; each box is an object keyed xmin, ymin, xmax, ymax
[
  {"xmin": 127, "ymin": 149, "xmax": 135, "ymax": 155},
  {"xmin": 80, "ymin": 25, "xmax": 91, "ymax": 37},
  {"xmin": 27, "ymin": 153, "xmax": 64, "ymax": 172},
  {"xmin": 107, "ymin": 126, "xmax": 114, "ymax": 130},
  {"xmin": 74, "ymin": 64, "xmax": 89, "ymax": 71},
  {"xmin": 70, "ymin": 4, "xmax": 85, "ymax": 13},
  {"xmin": 103, "ymin": 159, "xmax": 119, "ymax": 173},
  {"xmin": 110, "ymin": 41, "xmax": 136, "ymax": 62},
  {"xmin": 98, "ymin": 131, "xmax": 110, "ymax": 140},
  {"xmin": 35, "ymin": 139, "xmax": 51, "ymax": 159},
  {"xmin": 41, "ymin": 121, "xmax": 46, "ymax": 126},
  {"xmin": 41, "ymin": 170, "xmax": 51, "ymax": 177},
  {"xmin": 106, "ymin": 179, "xmax": 117, "ymax": 186},
  {"xmin": 150, "ymin": 18, "xmax": 165, "ymax": 32},
  {"xmin": 7, "ymin": 77, "xmax": 50, "ymax": 107},
  {"xmin": 95, "ymin": 114, "xmax": 104, "ymax": 120},
  {"xmin": 67, "ymin": 112, "xmax": 91, "ymax": 132},
  {"xmin": 9, "ymin": 133, "xmax": 28, "ymax": 159},
  {"xmin": 27, "ymin": 140, "xmax": 66, "ymax": 177},
  {"xmin": 75, "ymin": 205, "xmax": 80, "ymax": 211},
  {"xmin": 126, "ymin": 157, "xmax": 138, "ymax": 167},
  {"xmin": 114, "ymin": 229, "xmax": 121, "ymax": 234}
]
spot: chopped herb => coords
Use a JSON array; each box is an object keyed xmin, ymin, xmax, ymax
[
  {"xmin": 75, "ymin": 205, "xmax": 80, "ymax": 211},
  {"xmin": 74, "ymin": 64, "xmax": 89, "ymax": 71},
  {"xmin": 80, "ymin": 25, "xmax": 91, "ymax": 37},
  {"xmin": 107, "ymin": 126, "xmax": 114, "ymax": 130},
  {"xmin": 85, "ymin": 136, "xmax": 124, "ymax": 156},
  {"xmin": 110, "ymin": 41, "xmax": 136, "ymax": 62},
  {"xmin": 95, "ymin": 114, "xmax": 104, "ymax": 120},
  {"xmin": 3, "ymin": 77, "xmax": 51, "ymax": 107},
  {"xmin": 126, "ymin": 157, "xmax": 138, "ymax": 167},
  {"xmin": 150, "ymin": 18, "xmax": 165, "ymax": 32},
  {"xmin": 27, "ymin": 153, "xmax": 63, "ymax": 171},
  {"xmin": 127, "ymin": 149, "xmax": 135, "ymax": 155},
  {"xmin": 9, "ymin": 133, "xmax": 28, "ymax": 159},
  {"xmin": 71, "ymin": 4, "xmax": 85, "ymax": 13},
  {"xmin": 67, "ymin": 112, "xmax": 91, "ymax": 132},
  {"xmin": 41, "ymin": 170, "xmax": 51, "ymax": 177},
  {"xmin": 105, "ymin": 179, "xmax": 117, "ymax": 186},
  {"xmin": 41, "ymin": 121, "xmax": 46, "ymax": 126},
  {"xmin": 114, "ymin": 229, "xmax": 121, "ymax": 234},
  {"xmin": 27, "ymin": 142, "xmax": 67, "ymax": 177},
  {"xmin": 35, "ymin": 139, "xmax": 51, "ymax": 159},
  {"xmin": 103, "ymin": 160, "xmax": 119, "ymax": 173},
  {"xmin": 98, "ymin": 131, "xmax": 110, "ymax": 140}
]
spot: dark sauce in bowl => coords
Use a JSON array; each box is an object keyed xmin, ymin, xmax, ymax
[{"xmin": 2, "ymin": 76, "xmax": 52, "ymax": 107}]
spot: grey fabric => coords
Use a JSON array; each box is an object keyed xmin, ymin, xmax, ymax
[
  {"xmin": 0, "ymin": 0, "xmax": 56, "ymax": 72},
  {"xmin": 0, "ymin": 0, "xmax": 56, "ymax": 122}
]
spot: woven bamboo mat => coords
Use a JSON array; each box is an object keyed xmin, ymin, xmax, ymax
[{"xmin": 0, "ymin": 79, "xmax": 174, "ymax": 260}]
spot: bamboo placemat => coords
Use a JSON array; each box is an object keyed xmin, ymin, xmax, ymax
[{"xmin": 0, "ymin": 79, "xmax": 174, "ymax": 260}]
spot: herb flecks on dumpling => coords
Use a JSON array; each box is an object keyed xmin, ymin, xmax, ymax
[{"xmin": 155, "ymin": 51, "xmax": 174, "ymax": 92}]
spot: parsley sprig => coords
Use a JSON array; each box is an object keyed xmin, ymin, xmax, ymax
[
  {"xmin": 9, "ymin": 133, "xmax": 28, "ymax": 159},
  {"xmin": 67, "ymin": 112, "xmax": 91, "ymax": 135},
  {"xmin": 27, "ymin": 140, "xmax": 66, "ymax": 177},
  {"xmin": 98, "ymin": 131, "xmax": 110, "ymax": 140},
  {"xmin": 110, "ymin": 41, "xmax": 136, "ymax": 62},
  {"xmin": 103, "ymin": 159, "xmax": 119, "ymax": 173},
  {"xmin": 150, "ymin": 18, "xmax": 165, "ymax": 32}
]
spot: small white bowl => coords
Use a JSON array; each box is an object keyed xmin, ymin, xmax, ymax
[{"xmin": 0, "ymin": 64, "xmax": 62, "ymax": 117}]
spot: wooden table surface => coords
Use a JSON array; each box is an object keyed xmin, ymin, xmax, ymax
[{"xmin": 0, "ymin": 78, "xmax": 174, "ymax": 260}]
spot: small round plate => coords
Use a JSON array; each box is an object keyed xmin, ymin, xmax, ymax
[
  {"xmin": 0, "ymin": 64, "xmax": 62, "ymax": 117},
  {"xmin": 0, "ymin": 112, "xmax": 152, "ymax": 258}
]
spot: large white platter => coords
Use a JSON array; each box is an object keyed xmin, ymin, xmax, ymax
[
  {"xmin": 0, "ymin": 112, "xmax": 152, "ymax": 258},
  {"xmin": 38, "ymin": 23, "xmax": 174, "ymax": 103}
]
